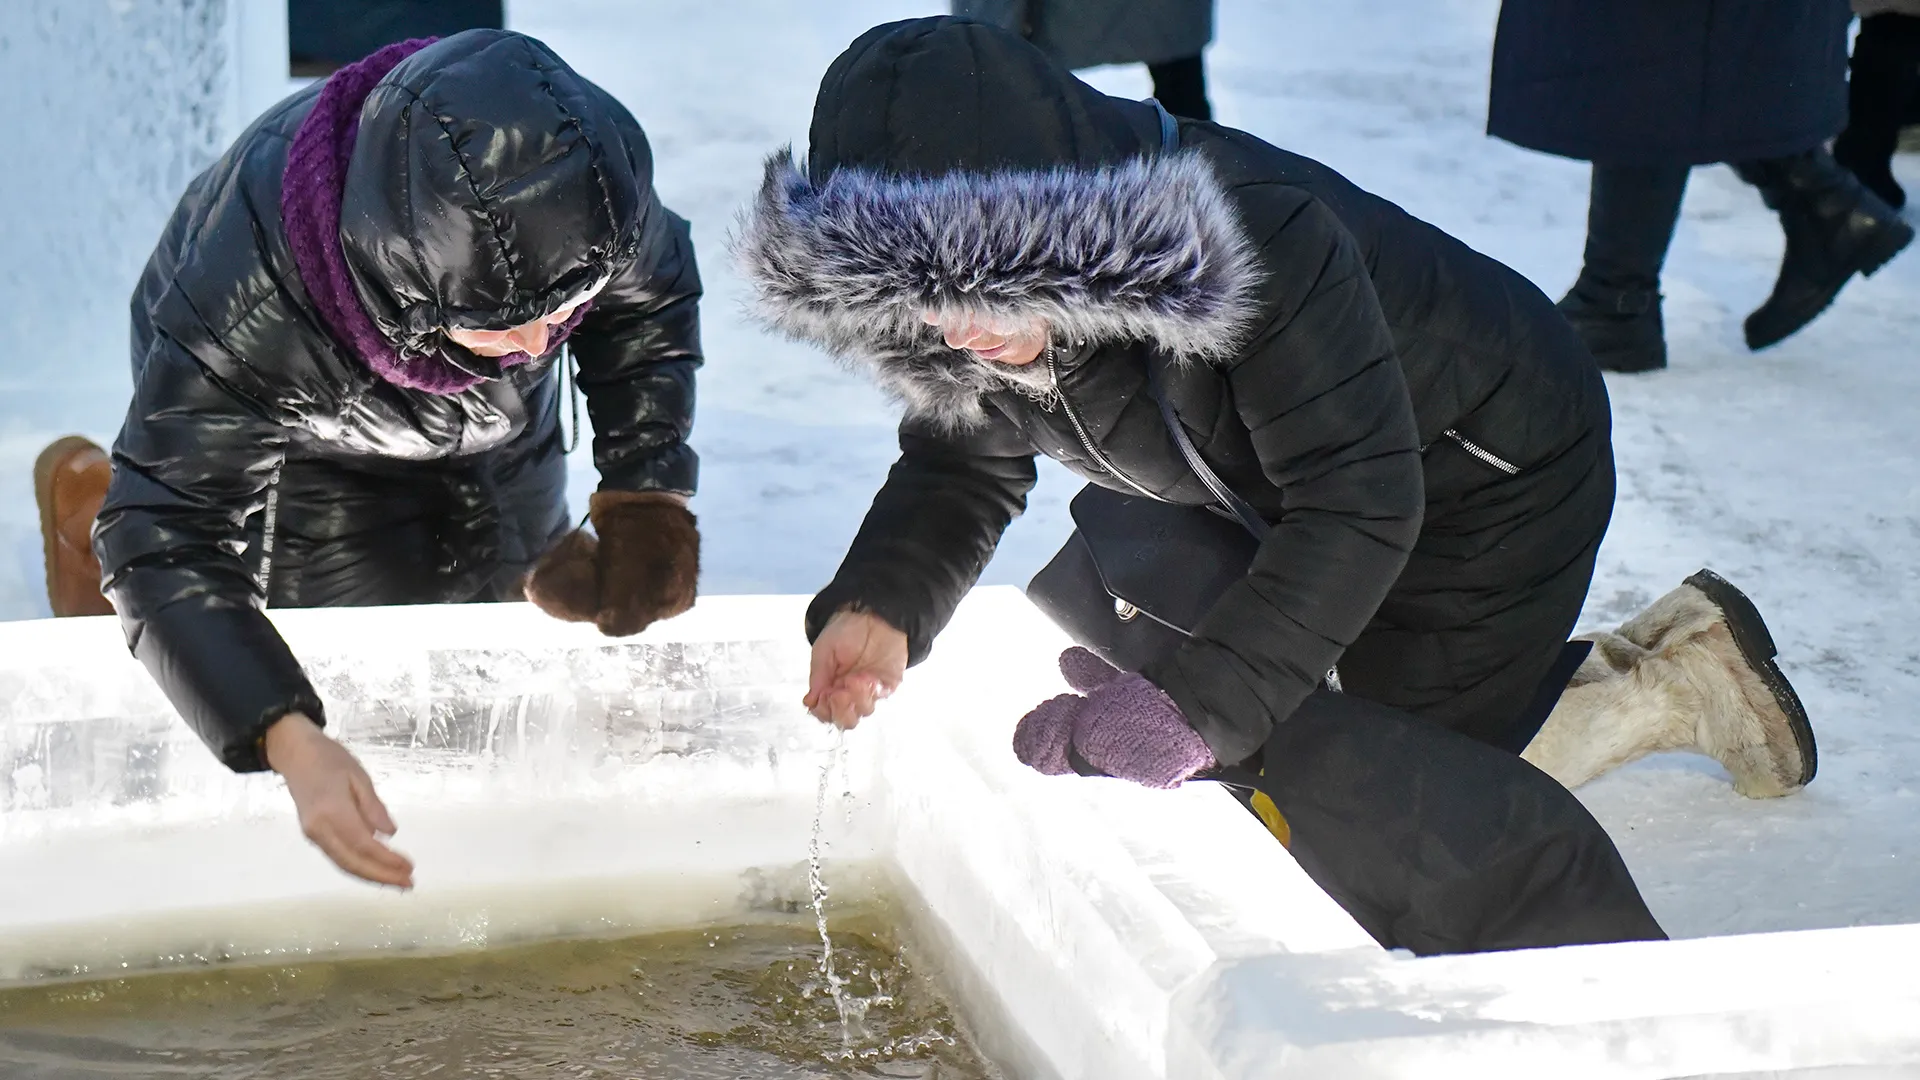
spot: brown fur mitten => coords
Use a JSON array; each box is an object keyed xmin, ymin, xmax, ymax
[
  {"xmin": 588, "ymin": 490, "xmax": 699, "ymax": 637},
  {"xmin": 522, "ymin": 527, "xmax": 600, "ymax": 623}
]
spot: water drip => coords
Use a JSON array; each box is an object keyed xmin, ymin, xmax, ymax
[{"xmin": 807, "ymin": 729, "xmax": 857, "ymax": 1052}]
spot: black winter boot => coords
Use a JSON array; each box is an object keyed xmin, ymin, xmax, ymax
[
  {"xmin": 1558, "ymin": 163, "xmax": 1690, "ymax": 374},
  {"xmin": 1833, "ymin": 14, "xmax": 1920, "ymax": 211},
  {"xmin": 1559, "ymin": 282, "xmax": 1667, "ymax": 373},
  {"xmin": 1734, "ymin": 149, "xmax": 1915, "ymax": 351}
]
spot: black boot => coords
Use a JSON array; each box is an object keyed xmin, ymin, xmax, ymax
[
  {"xmin": 1148, "ymin": 54, "xmax": 1212, "ymax": 121},
  {"xmin": 1558, "ymin": 163, "xmax": 1690, "ymax": 373},
  {"xmin": 1734, "ymin": 149, "xmax": 1915, "ymax": 351},
  {"xmin": 1559, "ymin": 281, "xmax": 1668, "ymax": 373},
  {"xmin": 1833, "ymin": 14, "xmax": 1920, "ymax": 210}
]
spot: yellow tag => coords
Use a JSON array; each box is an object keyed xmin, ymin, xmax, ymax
[{"xmin": 1249, "ymin": 789, "xmax": 1290, "ymax": 849}]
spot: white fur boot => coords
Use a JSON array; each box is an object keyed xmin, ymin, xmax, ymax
[{"xmin": 1522, "ymin": 570, "xmax": 1816, "ymax": 798}]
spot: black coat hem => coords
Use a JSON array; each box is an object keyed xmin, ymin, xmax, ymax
[{"xmin": 1486, "ymin": 125, "xmax": 1832, "ymax": 169}]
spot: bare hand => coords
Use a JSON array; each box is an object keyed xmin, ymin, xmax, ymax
[
  {"xmin": 263, "ymin": 714, "xmax": 415, "ymax": 888},
  {"xmin": 804, "ymin": 609, "xmax": 909, "ymax": 730}
]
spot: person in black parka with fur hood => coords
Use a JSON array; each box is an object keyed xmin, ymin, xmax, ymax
[
  {"xmin": 78, "ymin": 31, "xmax": 702, "ymax": 888},
  {"xmin": 739, "ymin": 19, "xmax": 1821, "ymax": 952}
]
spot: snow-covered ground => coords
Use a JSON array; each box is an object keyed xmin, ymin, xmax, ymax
[{"xmin": 4, "ymin": 0, "xmax": 1918, "ymax": 942}]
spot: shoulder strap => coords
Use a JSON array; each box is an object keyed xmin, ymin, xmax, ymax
[
  {"xmin": 1144, "ymin": 361, "xmax": 1266, "ymax": 538},
  {"xmin": 1147, "ymin": 97, "xmax": 1180, "ymax": 153},
  {"xmin": 1142, "ymin": 99, "xmax": 1264, "ymax": 540}
]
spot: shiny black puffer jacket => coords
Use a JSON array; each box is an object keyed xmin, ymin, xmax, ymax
[
  {"xmin": 780, "ymin": 20, "xmax": 1607, "ymax": 765},
  {"xmin": 97, "ymin": 31, "xmax": 702, "ymax": 771}
]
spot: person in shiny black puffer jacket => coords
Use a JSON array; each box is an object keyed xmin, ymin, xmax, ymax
[{"xmin": 91, "ymin": 31, "xmax": 702, "ymax": 886}]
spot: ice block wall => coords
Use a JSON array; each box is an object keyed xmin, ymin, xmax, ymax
[
  {"xmin": 3, "ymin": 591, "xmax": 1920, "ymax": 1079},
  {"xmin": 0, "ymin": 0, "xmax": 288, "ymax": 388},
  {"xmin": 0, "ymin": 596, "xmax": 893, "ymax": 957}
]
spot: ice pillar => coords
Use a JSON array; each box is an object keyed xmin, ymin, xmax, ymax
[{"xmin": 0, "ymin": 0, "xmax": 289, "ymax": 400}]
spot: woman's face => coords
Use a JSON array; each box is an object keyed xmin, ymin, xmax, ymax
[
  {"xmin": 445, "ymin": 283, "xmax": 604, "ymax": 358},
  {"xmin": 923, "ymin": 311, "xmax": 1048, "ymax": 366}
]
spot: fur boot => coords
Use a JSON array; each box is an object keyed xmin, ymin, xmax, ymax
[
  {"xmin": 521, "ymin": 491, "xmax": 699, "ymax": 637},
  {"xmin": 1522, "ymin": 570, "xmax": 1816, "ymax": 798}
]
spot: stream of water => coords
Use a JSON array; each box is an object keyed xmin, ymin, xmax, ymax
[{"xmin": 809, "ymin": 730, "xmax": 858, "ymax": 1053}]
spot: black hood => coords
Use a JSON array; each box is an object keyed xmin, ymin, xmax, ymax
[
  {"xmin": 340, "ymin": 30, "xmax": 647, "ymax": 356},
  {"xmin": 734, "ymin": 18, "xmax": 1262, "ymax": 430},
  {"xmin": 807, "ymin": 16, "xmax": 1158, "ymax": 181}
]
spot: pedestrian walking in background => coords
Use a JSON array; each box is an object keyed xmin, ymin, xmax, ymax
[
  {"xmin": 951, "ymin": 0, "xmax": 1216, "ymax": 120},
  {"xmin": 1835, "ymin": 2, "xmax": 1920, "ymax": 209},
  {"xmin": 1489, "ymin": 0, "xmax": 1913, "ymax": 372}
]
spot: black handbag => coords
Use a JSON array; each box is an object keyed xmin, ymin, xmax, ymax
[{"xmin": 1026, "ymin": 358, "xmax": 1273, "ymax": 675}]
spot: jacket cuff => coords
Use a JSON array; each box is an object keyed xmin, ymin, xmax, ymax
[
  {"xmin": 1146, "ymin": 658, "xmax": 1271, "ymax": 769},
  {"xmin": 597, "ymin": 442, "xmax": 698, "ymax": 497},
  {"xmin": 233, "ymin": 693, "xmax": 329, "ymax": 774},
  {"xmin": 806, "ymin": 583, "xmax": 935, "ymax": 667},
  {"xmin": 127, "ymin": 595, "xmax": 330, "ymax": 775}
]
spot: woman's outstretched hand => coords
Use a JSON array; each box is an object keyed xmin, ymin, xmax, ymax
[
  {"xmin": 263, "ymin": 713, "xmax": 415, "ymax": 888},
  {"xmin": 805, "ymin": 609, "xmax": 908, "ymax": 730}
]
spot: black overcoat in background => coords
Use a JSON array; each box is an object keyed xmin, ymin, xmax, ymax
[
  {"xmin": 1488, "ymin": 0, "xmax": 1853, "ymax": 165},
  {"xmin": 952, "ymin": 0, "xmax": 1213, "ymax": 69},
  {"xmin": 290, "ymin": 0, "xmax": 504, "ymax": 68}
]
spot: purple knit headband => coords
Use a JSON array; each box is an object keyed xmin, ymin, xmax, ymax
[{"xmin": 280, "ymin": 38, "xmax": 589, "ymax": 396}]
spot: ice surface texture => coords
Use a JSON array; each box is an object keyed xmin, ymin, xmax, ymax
[
  {"xmin": 0, "ymin": 600, "xmax": 822, "ymax": 831},
  {"xmin": 3, "ymin": 591, "xmax": 1920, "ymax": 1077}
]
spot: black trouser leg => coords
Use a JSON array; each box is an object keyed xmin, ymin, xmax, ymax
[
  {"xmin": 1835, "ymin": 13, "xmax": 1920, "ymax": 210},
  {"xmin": 1247, "ymin": 688, "xmax": 1667, "ymax": 954},
  {"xmin": 1580, "ymin": 163, "xmax": 1690, "ymax": 293},
  {"xmin": 1556, "ymin": 163, "xmax": 1689, "ymax": 373},
  {"xmin": 1148, "ymin": 54, "xmax": 1211, "ymax": 121}
]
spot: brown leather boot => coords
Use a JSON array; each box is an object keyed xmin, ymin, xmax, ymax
[{"xmin": 32, "ymin": 436, "xmax": 114, "ymax": 617}]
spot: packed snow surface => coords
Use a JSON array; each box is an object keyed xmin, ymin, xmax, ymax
[{"xmin": 3, "ymin": 0, "xmax": 1918, "ymax": 942}]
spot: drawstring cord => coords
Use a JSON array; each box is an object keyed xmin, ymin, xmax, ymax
[
  {"xmin": 561, "ymin": 344, "xmax": 589, "ymax": 534},
  {"xmin": 559, "ymin": 342, "xmax": 584, "ymax": 456}
]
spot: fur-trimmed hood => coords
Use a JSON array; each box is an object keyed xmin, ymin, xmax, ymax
[{"xmin": 732, "ymin": 146, "xmax": 1262, "ymax": 428}]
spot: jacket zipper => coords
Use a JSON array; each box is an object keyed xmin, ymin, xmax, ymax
[
  {"xmin": 1441, "ymin": 429, "xmax": 1520, "ymax": 476},
  {"xmin": 1046, "ymin": 346, "xmax": 1158, "ymax": 499},
  {"xmin": 255, "ymin": 464, "xmax": 282, "ymax": 602}
]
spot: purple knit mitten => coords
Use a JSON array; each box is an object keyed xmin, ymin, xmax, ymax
[{"xmin": 1012, "ymin": 648, "xmax": 1216, "ymax": 789}]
